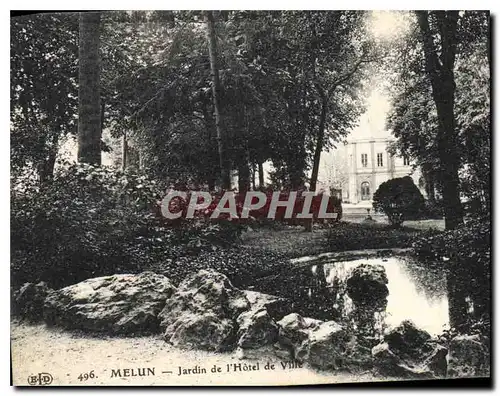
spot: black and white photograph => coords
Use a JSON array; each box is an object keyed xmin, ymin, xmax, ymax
[{"xmin": 9, "ymin": 8, "xmax": 491, "ymax": 387}]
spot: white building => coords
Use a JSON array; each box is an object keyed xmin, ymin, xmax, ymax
[{"xmin": 344, "ymin": 136, "xmax": 424, "ymax": 204}]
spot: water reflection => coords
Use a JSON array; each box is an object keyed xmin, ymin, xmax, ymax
[
  {"xmin": 254, "ymin": 255, "xmax": 448, "ymax": 336},
  {"xmin": 325, "ymin": 256, "xmax": 449, "ymax": 335}
]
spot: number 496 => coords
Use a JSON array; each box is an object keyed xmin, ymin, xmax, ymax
[{"xmin": 78, "ymin": 370, "xmax": 96, "ymax": 381}]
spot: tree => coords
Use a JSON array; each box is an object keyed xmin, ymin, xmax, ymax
[
  {"xmin": 372, "ymin": 176, "xmax": 425, "ymax": 227},
  {"xmin": 96, "ymin": 11, "xmax": 375, "ymax": 195},
  {"xmin": 77, "ymin": 12, "xmax": 102, "ymax": 165},
  {"xmin": 11, "ymin": 12, "xmax": 78, "ymax": 182},
  {"xmin": 205, "ymin": 11, "xmax": 231, "ymax": 190},
  {"xmin": 305, "ymin": 11, "xmax": 375, "ymax": 192},
  {"xmin": 387, "ymin": 11, "xmax": 490, "ymax": 216},
  {"xmin": 319, "ymin": 146, "xmax": 349, "ymax": 193},
  {"xmin": 415, "ymin": 11, "xmax": 463, "ymax": 230}
]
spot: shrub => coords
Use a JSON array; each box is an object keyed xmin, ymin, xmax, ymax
[
  {"xmin": 10, "ymin": 164, "xmax": 244, "ymax": 289},
  {"xmin": 11, "ymin": 164, "xmax": 165, "ymax": 288},
  {"xmin": 372, "ymin": 176, "xmax": 426, "ymax": 227},
  {"xmin": 412, "ymin": 217, "xmax": 491, "ymax": 329},
  {"xmin": 412, "ymin": 217, "xmax": 490, "ymax": 265},
  {"xmin": 423, "ymin": 199, "xmax": 444, "ymax": 219}
]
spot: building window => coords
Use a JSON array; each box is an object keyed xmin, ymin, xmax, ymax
[
  {"xmin": 377, "ymin": 153, "xmax": 383, "ymax": 167},
  {"xmin": 361, "ymin": 182, "xmax": 370, "ymax": 200},
  {"xmin": 403, "ymin": 156, "xmax": 410, "ymax": 166},
  {"xmin": 361, "ymin": 153, "xmax": 368, "ymax": 167}
]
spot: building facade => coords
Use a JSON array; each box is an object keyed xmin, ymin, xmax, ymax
[{"xmin": 343, "ymin": 137, "xmax": 424, "ymax": 204}]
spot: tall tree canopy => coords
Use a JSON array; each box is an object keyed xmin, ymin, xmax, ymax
[
  {"xmin": 386, "ymin": 11, "xmax": 490, "ymax": 227},
  {"xmin": 77, "ymin": 12, "xmax": 102, "ymax": 165},
  {"xmin": 12, "ymin": 11, "xmax": 378, "ymax": 194}
]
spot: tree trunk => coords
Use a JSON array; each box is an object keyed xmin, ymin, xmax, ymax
[
  {"xmin": 238, "ymin": 107, "xmax": 251, "ymax": 193},
  {"xmin": 251, "ymin": 163, "xmax": 256, "ymax": 190},
  {"xmin": 447, "ymin": 266, "xmax": 469, "ymax": 330},
  {"xmin": 238, "ymin": 160, "xmax": 250, "ymax": 194},
  {"xmin": 417, "ymin": 11, "xmax": 463, "ymax": 230},
  {"xmin": 77, "ymin": 12, "xmax": 102, "ymax": 165},
  {"xmin": 309, "ymin": 95, "xmax": 327, "ymax": 193},
  {"xmin": 38, "ymin": 146, "xmax": 58, "ymax": 184},
  {"xmin": 121, "ymin": 132, "xmax": 128, "ymax": 171},
  {"xmin": 201, "ymin": 98, "xmax": 217, "ymax": 190},
  {"xmin": 258, "ymin": 162, "xmax": 264, "ymax": 188},
  {"xmin": 205, "ymin": 10, "xmax": 231, "ymax": 190},
  {"xmin": 436, "ymin": 98, "xmax": 463, "ymax": 229}
]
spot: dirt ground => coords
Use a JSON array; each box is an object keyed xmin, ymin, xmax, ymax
[{"xmin": 11, "ymin": 322, "xmax": 396, "ymax": 387}]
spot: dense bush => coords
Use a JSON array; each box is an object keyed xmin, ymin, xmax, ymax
[
  {"xmin": 325, "ymin": 221, "xmax": 423, "ymax": 251},
  {"xmin": 10, "ymin": 164, "xmax": 244, "ymax": 289},
  {"xmin": 412, "ymin": 217, "xmax": 490, "ymax": 264},
  {"xmin": 413, "ymin": 217, "xmax": 491, "ymax": 329},
  {"xmin": 372, "ymin": 176, "xmax": 426, "ymax": 227},
  {"xmin": 423, "ymin": 199, "xmax": 444, "ymax": 219}
]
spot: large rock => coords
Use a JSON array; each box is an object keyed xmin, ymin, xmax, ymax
[
  {"xmin": 44, "ymin": 272, "xmax": 176, "ymax": 335},
  {"xmin": 236, "ymin": 308, "xmax": 278, "ymax": 349},
  {"xmin": 276, "ymin": 313, "xmax": 323, "ymax": 361},
  {"xmin": 159, "ymin": 270, "xmax": 250, "ymax": 352},
  {"xmin": 242, "ymin": 290, "xmax": 293, "ymax": 321},
  {"xmin": 305, "ymin": 321, "xmax": 352, "ymax": 370},
  {"xmin": 384, "ymin": 319, "xmax": 432, "ymax": 350},
  {"xmin": 12, "ymin": 282, "xmax": 53, "ymax": 322},
  {"xmin": 276, "ymin": 313, "xmax": 353, "ymax": 369},
  {"xmin": 447, "ymin": 334, "xmax": 490, "ymax": 378},
  {"xmin": 166, "ymin": 312, "xmax": 235, "ymax": 351},
  {"xmin": 235, "ymin": 290, "xmax": 293, "ymax": 359},
  {"xmin": 346, "ymin": 264, "xmax": 389, "ymax": 305},
  {"xmin": 372, "ymin": 320, "xmax": 447, "ymax": 378}
]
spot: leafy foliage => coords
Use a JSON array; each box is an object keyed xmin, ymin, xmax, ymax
[
  {"xmin": 11, "ymin": 12, "xmax": 78, "ymax": 180},
  {"xmin": 10, "ymin": 164, "xmax": 242, "ymax": 288},
  {"xmin": 386, "ymin": 11, "xmax": 490, "ymax": 219},
  {"xmin": 412, "ymin": 217, "xmax": 491, "ymax": 330},
  {"xmin": 372, "ymin": 176, "xmax": 426, "ymax": 227}
]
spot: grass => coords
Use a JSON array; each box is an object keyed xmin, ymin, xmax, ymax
[
  {"xmin": 241, "ymin": 225, "xmax": 330, "ymax": 258},
  {"xmin": 241, "ymin": 218, "xmax": 445, "ymax": 258}
]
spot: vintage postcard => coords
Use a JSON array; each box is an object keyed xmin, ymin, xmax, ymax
[{"xmin": 10, "ymin": 10, "xmax": 491, "ymax": 386}]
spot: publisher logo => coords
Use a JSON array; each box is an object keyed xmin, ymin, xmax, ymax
[{"xmin": 27, "ymin": 372, "xmax": 53, "ymax": 386}]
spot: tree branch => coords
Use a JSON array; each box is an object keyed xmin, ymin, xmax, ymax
[{"xmin": 416, "ymin": 11, "xmax": 443, "ymax": 84}]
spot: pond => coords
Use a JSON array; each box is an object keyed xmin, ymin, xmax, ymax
[{"xmin": 253, "ymin": 253, "xmax": 449, "ymax": 338}]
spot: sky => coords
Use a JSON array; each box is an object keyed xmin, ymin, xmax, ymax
[
  {"xmin": 347, "ymin": 88, "xmax": 392, "ymax": 141},
  {"xmin": 316, "ymin": 11, "xmax": 410, "ymax": 189},
  {"xmin": 347, "ymin": 10, "xmax": 410, "ymax": 141}
]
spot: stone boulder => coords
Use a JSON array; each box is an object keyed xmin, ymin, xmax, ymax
[
  {"xmin": 447, "ymin": 334, "xmax": 490, "ymax": 378},
  {"xmin": 233, "ymin": 291, "xmax": 294, "ymax": 360},
  {"xmin": 44, "ymin": 272, "xmax": 176, "ymax": 335},
  {"xmin": 276, "ymin": 313, "xmax": 323, "ymax": 361},
  {"xmin": 242, "ymin": 290, "xmax": 294, "ymax": 321},
  {"xmin": 305, "ymin": 321, "xmax": 352, "ymax": 370},
  {"xmin": 166, "ymin": 312, "xmax": 235, "ymax": 351},
  {"xmin": 372, "ymin": 320, "xmax": 447, "ymax": 378},
  {"xmin": 12, "ymin": 281, "xmax": 53, "ymax": 322},
  {"xmin": 236, "ymin": 308, "xmax": 278, "ymax": 349},
  {"xmin": 384, "ymin": 319, "xmax": 432, "ymax": 350},
  {"xmin": 159, "ymin": 270, "xmax": 250, "ymax": 352},
  {"xmin": 346, "ymin": 264, "xmax": 389, "ymax": 305}
]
